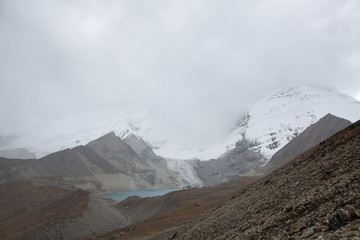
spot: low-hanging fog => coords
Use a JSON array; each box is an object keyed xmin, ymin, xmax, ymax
[{"xmin": 1, "ymin": 0, "xmax": 360, "ymax": 150}]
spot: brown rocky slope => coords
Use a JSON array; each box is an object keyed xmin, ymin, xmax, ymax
[
  {"xmin": 0, "ymin": 177, "xmax": 133, "ymax": 240},
  {"xmin": 173, "ymin": 119, "xmax": 360, "ymax": 239},
  {"xmin": 95, "ymin": 114, "xmax": 353, "ymax": 240},
  {"xmin": 0, "ymin": 178, "xmax": 90, "ymax": 240},
  {"xmin": 97, "ymin": 176, "xmax": 261, "ymax": 240}
]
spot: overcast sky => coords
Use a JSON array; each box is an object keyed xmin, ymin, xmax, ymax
[{"xmin": 1, "ymin": 0, "xmax": 360, "ymax": 136}]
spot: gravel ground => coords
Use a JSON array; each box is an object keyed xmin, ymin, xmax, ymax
[{"xmin": 31, "ymin": 195, "xmax": 130, "ymax": 240}]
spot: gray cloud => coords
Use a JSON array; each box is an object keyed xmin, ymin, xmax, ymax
[{"xmin": 1, "ymin": 0, "xmax": 360, "ymax": 136}]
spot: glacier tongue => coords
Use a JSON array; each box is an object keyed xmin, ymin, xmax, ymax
[{"xmin": 166, "ymin": 158, "xmax": 204, "ymax": 187}]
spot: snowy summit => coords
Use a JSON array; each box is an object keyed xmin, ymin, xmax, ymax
[{"xmin": 223, "ymin": 86, "xmax": 360, "ymax": 165}]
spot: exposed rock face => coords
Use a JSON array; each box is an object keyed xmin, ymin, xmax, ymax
[
  {"xmin": 123, "ymin": 133, "xmax": 159, "ymax": 160},
  {"xmin": 0, "ymin": 132, "xmax": 178, "ymax": 192},
  {"xmin": 195, "ymin": 114, "xmax": 351, "ymax": 187},
  {"xmin": 194, "ymin": 138, "xmax": 263, "ymax": 186},
  {"xmin": 173, "ymin": 119, "xmax": 360, "ymax": 240},
  {"xmin": 0, "ymin": 157, "xmax": 47, "ymax": 181},
  {"xmin": 83, "ymin": 132, "xmax": 178, "ymax": 192},
  {"xmin": 264, "ymin": 113, "xmax": 352, "ymax": 172},
  {"xmin": 86, "ymin": 132, "xmax": 148, "ymax": 173},
  {"xmin": 0, "ymin": 145, "xmax": 118, "ymax": 181},
  {"xmin": 39, "ymin": 146, "xmax": 115, "ymax": 176}
]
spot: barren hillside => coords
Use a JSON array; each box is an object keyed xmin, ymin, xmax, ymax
[
  {"xmin": 173, "ymin": 120, "xmax": 360, "ymax": 239},
  {"xmin": 0, "ymin": 178, "xmax": 89, "ymax": 240}
]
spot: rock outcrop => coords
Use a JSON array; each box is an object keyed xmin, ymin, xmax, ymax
[{"xmin": 194, "ymin": 138, "xmax": 263, "ymax": 186}]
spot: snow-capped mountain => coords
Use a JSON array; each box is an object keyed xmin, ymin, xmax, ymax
[
  {"xmin": 222, "ymin": 86, "xmax": 360, "ymax": 165},
  {"xmin": 2, "ymin": 86, "xmax": 360, "ymax": 161},
  {"xmin": 154, "ymin": 86, "xmax": 360, "ymax": 162}
]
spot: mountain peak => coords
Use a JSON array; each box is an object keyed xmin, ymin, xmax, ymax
[
  {"xmin": 85, "ymin": 131, "xmax": 122, "ymax": 148},
  {"xmin": 124, "ymin": 134, "xmax": 158, "ymax": 160},
  {"xmin": 321, "ymin": 113, "xmax": 350, "ymax": 122},
  {"xmin": 226, "ymin": 86, "xmax": 360, "ymax": 164},
  {"xmin": 86, "ymin": 131, "xmax": 125, "ymax": 149},
  {"xmin": 101, "ymin": 131, "xmax": 117, "ymax": 139},
  {"xmin": 267, "ymin": 86, "xmax": 357, "ymax": 103}
]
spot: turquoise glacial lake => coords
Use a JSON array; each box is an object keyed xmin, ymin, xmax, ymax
[{"xmin": 102, "ymin": 188, "xmax": 181, "ymax": 202}]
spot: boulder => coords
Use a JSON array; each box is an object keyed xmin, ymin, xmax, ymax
[{"xmin": 328, "ymin": 209, "xmax": 352, "ymax": 231}]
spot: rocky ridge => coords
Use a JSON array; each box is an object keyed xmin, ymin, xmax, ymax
[
  {"xmin": 0, "ymin": 132, "xmax": 179, "ymax": 193},
  {"xmin": 194, "ymin": 114, "xmax": 352, "ymax": 186},
  {"xmin": 173, "ymin": 119, "xmax": 360, "ymax": 239},
  {"xmin": 264, "ymin": 113, "xmax": 352, "ymax": 173}
]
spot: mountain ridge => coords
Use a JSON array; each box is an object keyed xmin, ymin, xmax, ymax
[
  {"xmin": 0, "ymin": 133, "xmax": 179, "ymax": 193},
  {"xmin": 192, "ymin": 113, "xmax": 353, "ymax": 186},
  {"xmin": 264, "ymin": 113, "xmax": 352, "ymax": 173},
  {"xmin": 224, "ymin": 86, "xmax": 360, "ymax": 164},
  {"xmin": 172, "ymin": 118, "xmax": 360, "ymax": 240},
  {"xmin": 2, "ymin": 86, "xmax": 359, "ymax": 161}
]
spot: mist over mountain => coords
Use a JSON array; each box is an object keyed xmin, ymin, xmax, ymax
[
  {"xmin": 223, "ymin": 86, "xmax": 360, "ymax": 164},
  {"xmin": 1, "ymin": 1, "xmax": 360, "ymax": 239},
  {"xmin": 0, "ymin": 148, "xmax": 35, "ymax": 159},
  {"xmin": 193, "ymin": 113, "xmax": 353, "ymax": 186},
  {"xmin": 1, "ymin": 1, "xmax": 360, "ymax": 158},
  {"xmin": 1, "ymin": 86, "xmax": 359, "ymax": 163}
]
